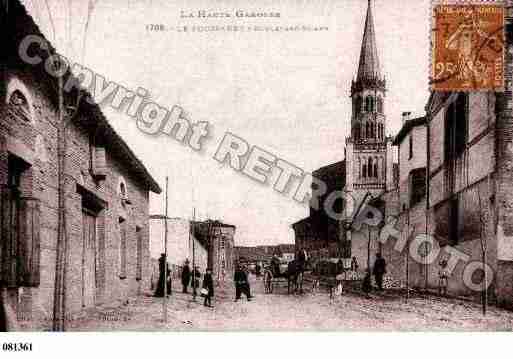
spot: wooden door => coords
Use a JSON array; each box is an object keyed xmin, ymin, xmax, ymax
[{"xmin": 81, "ymin": 211, "xmax": 97, "ymax": 308}]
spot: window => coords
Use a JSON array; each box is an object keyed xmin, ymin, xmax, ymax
[
  {"xmin": 118, "ymin": 177, "xmax": 131, "ymax": 205},
  {"xmin": 365, "ymin": 96, "xmax": 374, "ymax": 112},
  {"xmin": 444, "ymin": 93, "xmax": 468, "ymax": 162},
  {"xmin": 409, "ymin": 167, "xmax": 426, "ymax": 207},
  {"xmin": 362, "ymin": 164, "xmax": 367, "ymax": 178},
  {"xmin": 354, "ymin": 124, "xmax": 361, "ymax": 140},
  {"xmin": 1, "ymin": 156, "xmax": 40, "ymax": 287},
  {"xmin": 355, "ymin": 96, "xmax": 362, "ymax": 114},
  {"xmin": 373, "ymin": 162, "xmax": 378, "ymax": 178},
  {"xmin": 377, "ymin": 97, "xmax": 383, "ymax": 113},
  {"xmin": 449, "ymin": 197, "xmax": 459, "ymax": 246},
  {"xmin": 409, "ymin": 134, "xmax": 413, "ymax": 160},
  {"xmin": 366, "ymin": 123, "xmax": 370, "ymax": 139},
  {"xmin": 136, "ymin": 226, "xmax": 143, "ymax": 281},
  {"xmin": 368, "ymin": 158, "xmax": 373, "ymax": 177},
  {"xmin": 119, "ymin": 218, "xmax": 127, "ymax": 279}
]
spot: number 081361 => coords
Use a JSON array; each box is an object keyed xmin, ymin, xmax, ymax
[{"xmin": 2, "ymin": 343, "xmax": 33, "ymax": 352}]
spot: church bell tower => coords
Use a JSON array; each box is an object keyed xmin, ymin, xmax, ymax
[{"xmin": 345, "ymin": 0, "xmax": 394, "ymax": 201}]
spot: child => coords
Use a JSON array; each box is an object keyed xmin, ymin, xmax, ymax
[
  {"xmin": 202, "ymin": 268, "xmax": 214, "ymax": 307},
  {"xmin": 438, "ymin": 260, "xmax": 449, "ymax": 296}
]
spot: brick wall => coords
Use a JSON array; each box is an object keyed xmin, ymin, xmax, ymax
[{"xmin": 1, "ymin": 67, "xmax": 154, "ymax": 328}]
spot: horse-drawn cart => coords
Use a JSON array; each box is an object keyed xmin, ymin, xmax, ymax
[{"xmin": 263, "ymin": 259, "xmax": 305, "ymax": 294}]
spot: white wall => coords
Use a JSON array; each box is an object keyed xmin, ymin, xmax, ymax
[{"xmin": 149, "ymin": 218, "xmax": 208, "ymax": 273}]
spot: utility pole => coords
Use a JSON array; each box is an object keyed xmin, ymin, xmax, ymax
[
  {"xmin": 192, "ymin": 208, "xmax": 197, "ymax": 302},
  {"xmin": 163, "ymin": 177, "xmax": 169, "ymax": 323}
]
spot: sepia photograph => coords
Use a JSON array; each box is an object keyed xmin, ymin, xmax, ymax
[{"xmin": 0, "ymin": 0, "xmax": 512, "ymax": 356}]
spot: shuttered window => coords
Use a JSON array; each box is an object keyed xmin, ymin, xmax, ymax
[
  {"xmin": 409, "ymin": 167, "xmax": 426, "ymax": 207},
  {"xmin": 119, "ymin": 218, "xmax": 127, "ymax": 279},
  {"xmin": 136, "ymin": 226, "xmax": 142, "ymax": 281},
  {"xmin": 1, "ymin": 158, "xmax": 40, "ymax": 287}
]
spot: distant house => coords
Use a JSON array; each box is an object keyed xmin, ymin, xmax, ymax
[
  {"xmin": 193, "ymin": 220, "xmax": 236, "ymax": 283},
  {"xmin": 1, "ymin": 0, "xmax": 161, "ymax": 330}
]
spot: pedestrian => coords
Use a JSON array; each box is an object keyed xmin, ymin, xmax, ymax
[
  {"xmin": 154, "ymin": 253, "xmax": 166, "ymax": 297},
  {"xmin": 438, "ymin": 259, "xmax": 449, "ymax": 296},
  {"xmin": 362, "ymin": 269, "xmax": 372, "ymax": 298},
  {"xmin": 372, "ymin": 252, "xmax": 387, "ymax": 291},
  {"xmin": 202, "ymin": 268, "xmax": 214, "ymax": 307},
  {"xmin": 351, "ymin": 256, "xmax": 359, "ymax": 272},
  {"xmin": 181, "ymin": 259, "xmax": 191, "ymax": 294},
  {"xmin": 234, "ymin": 264, "xmax": 252, "ymax": 301},
  {"xmin": 297, "ymin": 250, "xmax": 307, "ymax": 273},
  {"xmin": 336, "ymin": 258, "xmax": 344, "ymax": 275},
  {"xmin": 255, "ymin": 262, "xmax": 261, "ymax": 279},
  {"xmin": 166, "ymin": 267, "xmax": 172, "ymax": 296}
]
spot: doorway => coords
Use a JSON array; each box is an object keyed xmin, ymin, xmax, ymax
[{"xmin": 81, "ymin": 209, "xmax": 97, "ymax": 308}]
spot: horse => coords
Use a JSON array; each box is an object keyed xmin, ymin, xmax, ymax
[
  {"xmin": 263, "ymin": 267, "xmax": 274, "ymax": 293},
  {"xmin": 286, "ymin": 259, "xmax": 305, "ymax": 295}
]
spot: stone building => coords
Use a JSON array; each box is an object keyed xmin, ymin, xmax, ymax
[
  {"xmin": 376, "ymin": 114, "xmax": 427, "ymax": 289},
  {"xmin": 293, "ymin": 0, "xmax": 396, "ymax": 269},
  {"xmin": 193, "ymin": 220, "xmax": 236, "ymax": 283},
  {"xmin": 372, "ymin": 5, "xmax": 513, "ymax": 307},
  {"xmin": 1, "ymin": 0, "xmax": 161, "ymax": 329}
]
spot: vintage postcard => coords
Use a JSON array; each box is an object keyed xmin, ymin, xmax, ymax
[{"xmin": 1, "ymin": 0, "xmax": 513, "ymax": 355}]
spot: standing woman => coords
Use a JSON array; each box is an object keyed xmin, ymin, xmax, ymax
[{"xmin": 202, "ymin": 268, "xmax": 214, "ymax": 307}]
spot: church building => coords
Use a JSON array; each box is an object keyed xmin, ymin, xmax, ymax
[{"xmin": 293, "ymin": 0, "xmax": 397, "ymax": 270}]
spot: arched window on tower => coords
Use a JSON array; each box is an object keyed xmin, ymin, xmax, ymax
[
  {"xmin": 8, "ymin": 90, "xmax": 31, "ymax": 122},
  {"xmin": 377, "ymin": 97, "xmax": 383, "ymax": 113},
  {"xmin": 364, "ymin": 96, "xmax": 370, "ymax": 112},
  {"xmin": 362, "ymin": 163, "xmax": 367, "ymax": 178},
  {"xmin": 354, "ymin": 124, "xmax": 361, "ymax": 140},
  {"xmin": 374, "ymin": 158, "xmax": 378, "ymax": 178},
  {"xmin": 371, "ymin": 123, "xmax": 375, "ymax": 138},
  {"xmin": 355, "ymin": 96, "xmax": 362, "ymax": 114},
  {"xmin": 368, "ymin": 158, "xmax": 373, "ymax": 178}
]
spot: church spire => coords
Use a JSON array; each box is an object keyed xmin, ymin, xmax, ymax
[{"xmin": 356, "ymin": 0, "xmax": 381, "ymax": 82}]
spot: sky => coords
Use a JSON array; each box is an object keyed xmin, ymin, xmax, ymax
[{"xmin": 21, "ymin": 0, "xmax": 430, "ymax": 246}]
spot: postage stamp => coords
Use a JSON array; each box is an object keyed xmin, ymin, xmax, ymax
[{"xmin": 431, "ymin": 1, "xmax": 505, "ymax": 91}]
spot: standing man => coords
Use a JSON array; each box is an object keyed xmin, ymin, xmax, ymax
[
  {"xmin": 372, "ymin": 252, "xmax": 387, "ymax": 291},
  {"xmin": 234, "ymin": 264, "xmax": 252, "ymax": 301},
  {"xmin": 154, "ymin": 253, "xmax": 166, "ymax": 297},
  {"xmin": 202, "ymin": 268, "xmax": 214, "ymax": 307},
  {"xmin": 255, "ymin": 262, "xmax": 261, "ymax": 279},
  {"xmin": 181, "ymin": 259, "xmax": 191, "ymax": 294}
]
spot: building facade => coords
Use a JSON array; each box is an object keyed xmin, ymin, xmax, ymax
[
  {"xmin": 371, "ymin": 5, "xmax": 513, "ymax": 307},
  {"xmin": 194, "ymin": 220, "xmax": 236, "ymax": 283},
  {"xmin": 1, "ymin": 0, "xmax": 161, "ymax": 330}
]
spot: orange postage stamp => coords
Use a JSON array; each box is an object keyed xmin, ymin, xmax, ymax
[{"xmin": 431, "ymin": 2, "xmax": 505, "ymax": 91}]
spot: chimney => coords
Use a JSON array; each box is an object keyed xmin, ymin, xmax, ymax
[{"xmin": 401, "ymin": 111, "xmax": 411, "ymax": 125}]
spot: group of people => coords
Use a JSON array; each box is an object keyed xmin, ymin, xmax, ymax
[
  {"xmin": 155, "ymin": 255, "xmax": 255, "ymax": 307},
  {"xmin": 362, "ymin": 252, "xmax": 387, "ymax": 295},
  {"xmin": 154, "ymin": 255, "xmax": 214, "ymax": 307}
]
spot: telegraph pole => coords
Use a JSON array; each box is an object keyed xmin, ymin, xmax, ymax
[
  {"xmin": 163, "ymin": 177, "xmax": 169, "ymax": 323},
  {"xmin": 192, "ymin": 208, "xmax": 197, "ymax": 302}
]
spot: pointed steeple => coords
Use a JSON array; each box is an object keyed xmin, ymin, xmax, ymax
[{"xmin": 356, "ymin": 0, "xmax": 381, "ymax": 82}]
